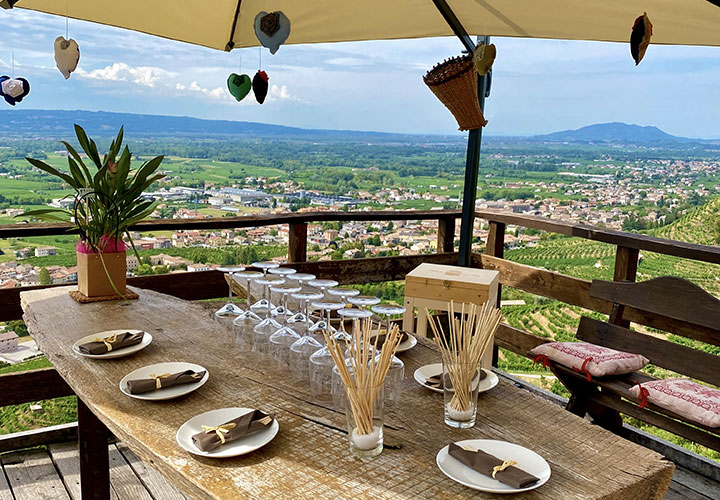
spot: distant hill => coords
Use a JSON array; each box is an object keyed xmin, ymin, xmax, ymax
[
  {"xmin": 534, "ymin": 122, "xmax": 692, "ymax": 145},
  {"xmin": 0, "ymin": 109, "xmax": 462, "ymax": 144}
]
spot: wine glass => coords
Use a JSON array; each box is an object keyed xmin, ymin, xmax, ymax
[
  {"xmin": 268, "ymin": 267, "xmax": 297, "ymax": 317},
  {"xmin": 268, "ymin": 283, "xmax": 303, "ymax": 368},
  {"xmin": 337, "ymin": 307, "xmax": 372, "ymax": 335},
  {"xmin": 307, "ymin": 279, "xmax": 339, "ymax": 333},
  {"xmin": 285, "ymin": 274, "xmax": 317, "ymax": 326},
  {"xmin": 252, "ymin": 276, "xmax": 285, "ymax": 357},
  {"xmin": 213, "ymin": 266, "xmax": 246, "ymax": 325},
  {"xmin": 371, "ymin": 304, "xmax": 406, "ymax": 338},
  {"xmin": 249, "ymin": 261, "xmax": 280, "ymax": 311},
  {"xmin": 308, "ymin": 298, "xmax": 344, "ymax": 341},
  {"xmin": 327, "ymin": 287, "xmax": 360, "ymax": 306},
  {"xmin": 347, "ymin": 295, "xmax": 381, "ymax": 310},
  {"xmin": 289, "ymin": 290, "xmax": 324, "ymax": 384}
]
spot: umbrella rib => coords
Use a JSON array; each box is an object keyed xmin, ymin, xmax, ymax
[
  {"xmin": 431, "ymin": 0, "xmax": 475, "ymax": 52},
  {"xmin": 225, "ymin": 0, "xmax": 244, "ymax": 52}
]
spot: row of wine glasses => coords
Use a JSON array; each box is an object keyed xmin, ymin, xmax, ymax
[{"xmin": 214, "ymin": 262, "xmax": 407, "ymax": 407}]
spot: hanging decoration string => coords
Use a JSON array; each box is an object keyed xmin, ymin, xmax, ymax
[{"xmin": 11, "ymin": 51, "xmax": 14, "ymax": 78}]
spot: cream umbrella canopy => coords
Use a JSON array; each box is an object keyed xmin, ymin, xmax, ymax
[
  {"xmin": 12, "ymin": 0, "xmax": 720, "ymax": 265},
  {"xmin": 14, "ymin": 0, "xmax": 720, "ymax": 50}
]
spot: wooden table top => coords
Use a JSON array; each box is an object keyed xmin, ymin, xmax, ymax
[{"xmin": 21, "ymin": 286, "xmax": 674, "ymax": 500}]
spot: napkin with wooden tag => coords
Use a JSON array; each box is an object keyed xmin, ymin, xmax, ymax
[
  {"xmin": 192, "ymin": 410, "xmax": 274, "ymax": 452},
  {"xmin": 126, "ymin": 370, "xmax": 206, "ymax": 394},
  {"xmin": 448, "ymin": 442, "xmax": 539, "ymax": 488},
  {"xmin": 78, "ymin": 331, "xmax": 144, "ymax": 354}
]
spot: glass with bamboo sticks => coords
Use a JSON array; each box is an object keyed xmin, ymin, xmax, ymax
[
  {"xmin": 427, "ymin": 301, "xmax": 502, "ymax": 429},
  {"xmin": 324, "ymin": 318, "xmax": 404, "ymax": 458}
]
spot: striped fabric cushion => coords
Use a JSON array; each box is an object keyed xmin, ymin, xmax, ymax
[
  {"xmin": 529, "ymin": 342, "xmax": 649, "ymax": 379},
  {"xmin": 630, "ymin": 379, "xmax": 720, "ymax": 428}
]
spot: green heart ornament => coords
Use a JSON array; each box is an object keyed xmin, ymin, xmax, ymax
[{"xmin": 227, "ymin": 73, "xmax": 252, "ymax": 102}]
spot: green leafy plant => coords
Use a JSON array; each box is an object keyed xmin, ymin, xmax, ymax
[{"xmin": 21, "ymin": 124, "xmax": 165, "ymax": 256}]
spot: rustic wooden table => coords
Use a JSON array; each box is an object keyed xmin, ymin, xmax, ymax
[{"xmin": 21, "ymin": 286, "xmax": 674, "ymax": 500}]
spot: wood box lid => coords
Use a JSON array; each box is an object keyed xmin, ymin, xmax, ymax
[{"xmin": 406, "ymin": 263, "xmax": 498, "ymax": 289}]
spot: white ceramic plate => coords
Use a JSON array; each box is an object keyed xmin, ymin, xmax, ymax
[
  {"xmin": 414, "ymin": 363, "xmax": 498, "ymax": 394},
  {"xmin": 369, "ymin": 332, "xmax": 417, "ymax": 353},
  {"xmin": 176, "ymin": 407, "xmax": 279, "ymax": 458},
  {"xmin": 72, "ymin": 329, "xmax": 152, "ymax": 359},
  {"xmin": 436, "ymin": 439, "xmax": 551, "ymax": 494},
  {"xmin": 119, "ymin": 361, "xmax": 209, "ymax": 401}
]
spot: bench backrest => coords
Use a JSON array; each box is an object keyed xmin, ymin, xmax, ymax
[{"xmin": 589, "ymin": 276, "xmax": 720, "ymax": 347}]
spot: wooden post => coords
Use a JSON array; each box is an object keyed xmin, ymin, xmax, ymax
[
  {"xmin": 437, "ymin": 216, "xmax": 456, "ymax": 253},
  {"xmin": 288, "ymin": 222, "xmax": 308, "ymax": 263},
  {"xmin": 77, "ymin": 399, "xmax": 109, "ymax": 500},
  {"xmin": 485, "ymin": 220, "xmax": 505, "ymax": 366},
  {"xmin": 610, "ymin": 245, "xmax": 639, "ymax": 327}
]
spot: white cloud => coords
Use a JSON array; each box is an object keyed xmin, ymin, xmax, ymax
[
  {"xmin": 76, "ymin": 62, "xmax": 176, "ymax": 88},
  {"xmin": 325, "ymin": 57, "xmax": 370, "ymax": 67},
  {"xmin": 268, "ymin": 84, "xmax": 308, "ymax": 104}
]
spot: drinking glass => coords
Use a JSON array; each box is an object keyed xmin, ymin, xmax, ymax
[
  {"xmin": 345, "ymin": 383, "xmax": 384, "ymax": 457},
  {"xmin": 337, "ymin": 308, "xmax": 372, "ymax": 335},
  {"xmin": 249, "ymin": 261, "xmax": 280, "ymax": 311},
  {"xmin": 268, "ymin": 283, "xmax": 303, "ymax": 368},
  {"xmin": 213, "ymin": 266, "xmax": 246, "ymax": 325},
  {"xmin": 371, "ymin": 304, "xmax": 406, "ymax": 337},
  {"xmin": 231, "ymin": 270, "xmax": 264, "ymax": 323},
  {"xmin": 268, "ymin": 267, "xmax": 297, "ymax": 317},
  {"xmin": 327, "ymin": 287, "xmax": 360, "ymax": 305},
  {"xmin": 347, "ymin": 295, "xmax": 381, "ymax": 310},
  {"xmin": 442, "ymin": 362, "xmax": 481, "ymax": 429},
  {"xmin": 309, "ymin": 299, "xmax": 345, "ymax": 341},
  {"xmin": 252, "ymin": 276, "xmax": 285, "ymax": 357},
  {"xmin": 307, "ymin": 279, "xmax": 339, "ymax": 332},
  {"xmin": 376, "ymin": 353, "xmax": 404, "ymax": 407}
]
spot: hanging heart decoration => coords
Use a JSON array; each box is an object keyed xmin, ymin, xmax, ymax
[
  {"xmin": 630, "ymin": 12, "xmax": 653, "ymax": 66},
  {"xmin": 227, "ymin": 73, "xmax": 252, "ymax": 101},
  {"xmin": 473, "ymin": 43, "xmax": 496, "ymax": 76},
  {"xmin": 0, "ymin": 76, "xmax": 29, "ymax": 106},
  {"xmin": 254, "ymin": 11, "xmax": 291, "ymax": 55},
  {"xmin": 252, "ymin": 70, "xmax": 269, "ymax": 104},
  {"xmin": 54, "ymin": 36, "xmax": 80, "ymax": 79}
]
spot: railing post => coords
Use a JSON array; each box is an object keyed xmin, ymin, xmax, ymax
[
  {"xmin": 288, "ymin": 222, "xmax": 308, "ymax": 263},
  {"xmin": 437, "ymin": 216, "xmax": 456, "ymax": 253},
  {"xmin": 610, "ymin": 245, "xmax": 639, "ymax": 327},
  {"xmin": 485, "ymin": 220, "xmax": 505, "ymax": 367}
]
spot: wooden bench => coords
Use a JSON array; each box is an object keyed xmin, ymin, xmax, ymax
[{"xmin": 547, "ymin": 276, "xmax": 720, "ymax": 451}]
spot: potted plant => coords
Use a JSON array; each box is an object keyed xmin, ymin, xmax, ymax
[{"xmin": 23, "ymin": 124, "xmax": 164, "ymax": 297}]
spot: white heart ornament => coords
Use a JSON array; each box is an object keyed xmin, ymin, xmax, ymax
[
  {"xmin": 54, "ymin": 36, "xmax": 80, "ymax": 79},
  {"xmin": 254, "ymin": 11, "xmax": 291, "ymax": 55}
]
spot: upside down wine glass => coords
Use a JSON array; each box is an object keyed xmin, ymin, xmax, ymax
[
  {"xmin": 268, "ymin": 283, "xmax": 303, "ymax": 369},
  {"xmin": 371, "ymin": 304, "xmax": 407, "ymax": 338},
  {"xmin": 252, "ymin": 276, "xmax": 285, "ymax": 357},
  {"xmin": 268, "ymin": 267, "xmax": 297, "ymax": 317},
  {"xmin": 249, "ymin": 261, "xmax": 280, "ymax": 312},
  {"xmin": 285, "ymin": 273, "xmax": 317, "ymax": 330},
  {"xmin": 289, "ymin": 290, "xmax": 324, "ymax": 384},
  {"xmin": 307, "ymin": 279, "xmax": 339, "ymax": 335},
  {"xmin": 213, "ymin": 266, "xmax": 246, "ymax": 325}
]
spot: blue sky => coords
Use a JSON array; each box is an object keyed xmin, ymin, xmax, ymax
[{"xmin": 2, "ymin": 9, "xmax": 720, "ymax": 137}]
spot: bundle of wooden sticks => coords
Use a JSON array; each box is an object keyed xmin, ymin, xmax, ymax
[
  {"xmin": 427, "ymin": 301, "xmax": 502, "ymax": 412},
  {"xmin": 324, "ymin": 319, "xmax": 403, "ymax": 435}
]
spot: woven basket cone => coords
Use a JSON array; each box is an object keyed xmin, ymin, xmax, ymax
[{"xmin": 424, "ymin": 55, "xmax": 488, "ymax": 131}]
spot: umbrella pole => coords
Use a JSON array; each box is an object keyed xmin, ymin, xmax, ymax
[
  {"xmin": 458, "ymin": 46, "xmax": 489, "ymax": 267},
  {"xmin": 431, "ymin": 2, "xmax": 489, "ymax": 267}
]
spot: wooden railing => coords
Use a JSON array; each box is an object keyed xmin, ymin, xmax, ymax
[{"xmin": 3, "ymin": 208, "xmax": 720, "ymax": 453}]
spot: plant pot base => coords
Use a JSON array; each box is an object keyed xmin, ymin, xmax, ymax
[
  {"xmin": 69, "ymin": 289, "xmax": 139, "ymax": 304},
  {"xmin": 76, "ymin": 251, "xmax": 127, "ymax": 297}
]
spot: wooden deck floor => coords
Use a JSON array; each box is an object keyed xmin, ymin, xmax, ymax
[
  {"xmin": 0, "ymin": 442, "xmax": 186, "ymax": 500},
  {"xmin": 0, "ymin": 440, "xmax": 717, "ymax": 499}
]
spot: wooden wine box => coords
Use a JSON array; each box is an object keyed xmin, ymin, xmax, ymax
[
  {"xmin": 403, "ymin": 264, "xmax": 500, "ymax": 370},
  {"xmin": 404, "ymin": 263, "xmax": 499, "ymax": 306}
]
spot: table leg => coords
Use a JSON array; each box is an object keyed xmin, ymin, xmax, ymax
[
  {"xmin": 78, "ymin": 398, "xmax": 110, "ymax": 500},
  {"xmin": 402, "ymin": 297, "xmax": 415, "ymax": 333}
]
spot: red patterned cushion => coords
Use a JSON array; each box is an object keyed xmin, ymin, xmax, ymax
[
  {"xmin": 629, "ymin": 379, "xmax": 720, "ymax": 428},
  {"xmin": 529, "ymin": 342, "xmax": 649, "ymax": 380}
]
